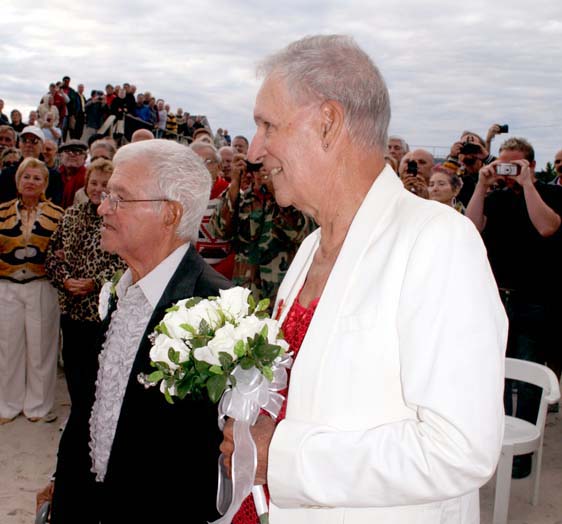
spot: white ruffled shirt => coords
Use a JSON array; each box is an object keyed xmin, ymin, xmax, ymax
[{"xmin": 89, "ymin": 243, "xmax": 189, "ymax": 482}]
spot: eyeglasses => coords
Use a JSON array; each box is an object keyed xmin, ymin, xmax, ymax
[
  {"xmin": 62, "ymin": 149, "xmax": 86, "ymax": 156},
  {"xmin": 100, "ymin": 192, "xmax": 170, "ymax": 212},
  {"xmin": 21, "ymin": 136, "xmax": 41, "ymax": 145},
  {"xmin": 204, "ymin": 158, "xmax": 218, "ymax": 165}
]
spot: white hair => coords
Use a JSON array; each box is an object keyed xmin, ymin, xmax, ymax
[
  {"xmin": 388, "ymin": 135, "xmax": 409, "ymax": 153},
  {"xmin": 113, "ymin": 139, "xmax": 211, "ymax": 241},
  {"xmin": 257, "ymin": 34, "xmax": 391, "ymax": 151}
]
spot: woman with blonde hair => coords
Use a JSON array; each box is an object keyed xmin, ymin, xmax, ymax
[{"xmin": 0, "ymin": 158, "xmax": 63, "ymax": 424}]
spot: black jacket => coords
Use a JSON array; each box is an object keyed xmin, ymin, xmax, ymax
[{"xmin": 51, "ymin": 246, "xmax": 232, "ymax": 523}]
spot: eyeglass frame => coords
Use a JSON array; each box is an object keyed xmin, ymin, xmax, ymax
[
  {"xmin": 100, "ymin": 191, "xmax": 171, "ymax": 211},
  {"xmin": 20, "ymin": 136, "xmax": 42, "ymax": 145}
]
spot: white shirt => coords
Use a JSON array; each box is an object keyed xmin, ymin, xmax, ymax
[{"xmin": 89, "ymin": 243, "xmax": 188, "ymax": 481}]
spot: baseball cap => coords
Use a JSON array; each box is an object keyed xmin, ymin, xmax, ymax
[
  {"xmin": 59, "ymin": 139, "xmax": 88, "ymax": 153},
  {"xmin": 20, "ymin": 126, "xmax": 45, "ymax": 142}
]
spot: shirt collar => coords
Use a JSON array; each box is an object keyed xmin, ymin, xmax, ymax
[{"xmin": 116, "ymin": 243, "xmax": 189, "ymax": 309}]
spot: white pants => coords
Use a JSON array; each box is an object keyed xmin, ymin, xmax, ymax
[{"xmin": 0, "ymin": 280, "xmax": 60, "ymax": 418}]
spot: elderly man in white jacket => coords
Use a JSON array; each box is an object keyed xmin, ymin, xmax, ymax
[{"xmin": 221, "ymin": 34, "xmax": 507, "ymax": 524}]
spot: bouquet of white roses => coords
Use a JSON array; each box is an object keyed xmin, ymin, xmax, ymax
[{"xmin": 139, "ymin": 286, "xmax": 292, "ymax": 524}]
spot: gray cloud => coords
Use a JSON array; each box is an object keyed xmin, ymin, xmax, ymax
[{"xmin": 1, "ymin": 0, "xmax": 561, "ymax": 167}]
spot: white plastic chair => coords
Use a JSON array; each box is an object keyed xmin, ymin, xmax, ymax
[{"xmin": 492, "ymin": 357, "xmax": 561, "ymax": 524}]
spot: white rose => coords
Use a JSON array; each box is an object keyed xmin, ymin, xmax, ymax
[
  {"xmin": 184, "ymin": 299, "xmax": 222, "ymax": 331},
  {"xmin": 194, "ymin": 323, "xmax": 237, "ymax": 366},
  {"xmin": 163, "ymin": 299, "xmax": 221, "ymax": 338},
  {"xmin": 149, "ymin": 334, "xmax": 190, "ymax": 371},
  {"xmin": 98, "ymin": 281, "xmax": 112, "ymax": 320},
  {"xmin": 162, "ymin": 307, "xmax": 194, "ymax": 340},
  {"xmin": 235, "ymin": 315, "xmax": 265, "ymax": 342},
  {"xmin": 217, "ymin": 287, "xmax": 251, "ymax": 321}
]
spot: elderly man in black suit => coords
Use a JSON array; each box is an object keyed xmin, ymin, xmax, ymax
[{"xmin": 42, "ymin": 139, "xmax": 232, "ymax": 523}]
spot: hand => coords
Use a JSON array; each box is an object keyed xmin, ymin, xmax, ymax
[
  {"xmin": 230, "ymin": 154, "xmax": 247, "ymax": 187},
  {"xmin": 63, "ymin": 278, "xmax": 95, "ymax": 296},
  {"xmin": 486, "ymin": 124, "xmax": 502, "ymax": 144},
  {"xmin": 36, "ymin": 481, "xmax": 54, "ymax": 513},
  {"xmin": 449, "ymin": 141, "xmax": 463, "ymax": 158},
  {"xmin": 477, "ymin": 160, "xmax": 501, "ymax": 189},
  {"xmin": 220, "ymin": 414, "xmax": 276, "ymax": 485},
  {"xmin": 402, "ymin": 175, "xmax": 429, "ymax": 199},
  {"xmin": 511, "ymin": 159, "xmax": 533, "ymax": 188}
]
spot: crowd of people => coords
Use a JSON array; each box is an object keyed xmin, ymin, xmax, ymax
[{"xmin": 0, "ymin": 37, "xmax": 561, "ymax": 523}]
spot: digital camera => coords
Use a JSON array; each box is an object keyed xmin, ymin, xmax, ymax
[
  {"xmin": 460, "ymin": 142, "xmax": 481, "ymax": 155},
  {"xmin": 406, "ymin": 160, "xmax": 418, "ymax": 176},
  {"xmin": 495, "ymin": 163, "xmax": 518, "ymax": 176}
]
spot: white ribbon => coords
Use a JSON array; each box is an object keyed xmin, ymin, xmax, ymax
[{"xmin": 212, "ymin": 354, "xmax": 292, "ymax": 524}]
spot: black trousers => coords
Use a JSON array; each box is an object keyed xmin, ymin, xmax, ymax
[{"xmin": 60, "ymin": 316, "xmax": 102, "ymax": 412}]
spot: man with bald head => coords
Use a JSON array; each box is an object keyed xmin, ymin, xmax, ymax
[
  {"xmin": 131, "ymin": 128, "xmax": 154, "ymax": 142},
  {"xmin": 398, "ymin": 149, "xmax": 434, "ymax": 198}
]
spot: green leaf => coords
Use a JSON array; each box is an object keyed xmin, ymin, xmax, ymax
[
  {"xmin": 248, "ymin": 293, "xmax": 256, "ymax": 312},
  {"xmin": 199, "ymin": 318, "xmax": 210, "ymax": 335},
  {"xmin": 218, "ymin": 352, "xmax": 233, "ymax": 369},
  {"xmin": 156, "ymin": 322, "xmax": 170, "ymax": 337},
  {"xmin": 256, "ymin": 298, "xmax": 270, "ymax": 312},
  {"xmin": 168, "ymin": 348, "xmax": 180, "ymax": 365},
  {"xmin": 254, "ymin": 343, "xmax": 281, "ymax": 363},
  {"xmin": 194, "ymin": 358, "xmax": 210, "ymax": 373},
  {"xmin": 111, "ymin": 269, "xmax": 124, "ymax": 286},
  {"xmin": 184, "ymin": 297, "xmax": 203, "ymax": 308},
  {"xmin": 239, "ymin": 356, "xmax": 255, "ymax": 370},
  {"xmin": 259, "ymin": 324, "xmax": 269, "ymax": 340},
  {"xmin": 164, "ymin": 388, "xmax": 174, "ymax": 404},
  {"xmin": 207, "ymin": 374, "xmax": 227, "ymax": 403},
  {"xmin": 165, "ymin": 305, "xmax": 180, "ymax": 313},
  {"xmin": 180, "ymin": 323, "xmax": 197, "ymax": 335},
  {"xmin": 147, "ymin": 370, "xmax": 164, "ymax": 383},
  {"xmin": 262, "ymin": 366, "xmax": 273, "ymax": 382},
  {"xmin": 209, "ymin": 365, "xmax": 223, "ymax": 375},
  {"xmin": 234, "ymin": 340, "xmax": 246, "ymax": 358}
]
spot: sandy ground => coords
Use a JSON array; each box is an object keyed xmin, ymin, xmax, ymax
[{"xmin": 1, "ymin": 368, "xmax": 560, "ymax": 524}]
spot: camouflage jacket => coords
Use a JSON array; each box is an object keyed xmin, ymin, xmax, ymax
[{"xmin": 210, "ymin": 185, "xmax": 314, "ymax": 305}]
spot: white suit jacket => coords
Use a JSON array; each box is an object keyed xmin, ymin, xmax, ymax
[{"xmin": 267, "ymin": 166, "xmax": 508, "ymax": 524}]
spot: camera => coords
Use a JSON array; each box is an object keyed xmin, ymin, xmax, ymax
[
  {"xmin": 495, "ymin": 163, "xmax": 518, "ymax": 176},
  {"xmin": 460, "ymin": 142, "xmax": 481, "ymax": 155},
  {"xmin": 498, "ymin": 124, "xmax": 509, "ymax": 134},
  {"xmin": 246, "ymin": 160, "xmax": 263, "ymax": 173},
  {"xmin": 406, "ymin": 160, "xmax": 418, "ymax": 176}
]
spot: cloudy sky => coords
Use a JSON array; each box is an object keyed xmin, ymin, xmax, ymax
[{"xmin": 2, "ymin": 0, "xmax": 561, "ymax": 168}]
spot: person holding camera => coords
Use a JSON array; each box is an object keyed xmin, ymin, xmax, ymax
[
  {"xmin": 398, "ymin": 149, "xmax": 434, "ymax": 198},
  {"xmin": 210, "ymin": 154, "xmax": 313, "ymax": 305},
  {"xmin": 466, "ymin": 136, "xmax": 562, "ymax": 477},
  {"xmin": 445, "ymin": 130, "xmax": 499, "ymax": 206}
]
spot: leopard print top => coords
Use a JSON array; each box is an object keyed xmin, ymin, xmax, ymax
[{"xmin": 45, "ymin": 200, "xmax": 126, "ymax": 322}]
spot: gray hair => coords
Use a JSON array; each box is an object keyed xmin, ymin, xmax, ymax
[
  {"xmin": 190, "ymin": 141, "xmax": 221, "ymax": 163},
  {"xmin": 388, "ymin": 135, "xmax": 409, "ymax": 153},
  {"xmin": 113, "ymin": 140, "xmax": 211, "ymax": 241},
  {"xmin": 257, "ymin": 34, "xmax": 391, "ymax": 151},
  {"xmin": 90, "ymin": 139, "xmax": 117, "ymax": 159}
]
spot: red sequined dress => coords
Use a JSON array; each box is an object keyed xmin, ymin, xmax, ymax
[{"xmin": 232, "ymin": 293, "xmax": 320, "ymax": 524}]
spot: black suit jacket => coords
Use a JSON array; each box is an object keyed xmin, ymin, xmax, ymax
[{"xmin": 52, "ymin": 246, "xmax": 232, "ymax": 524}]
